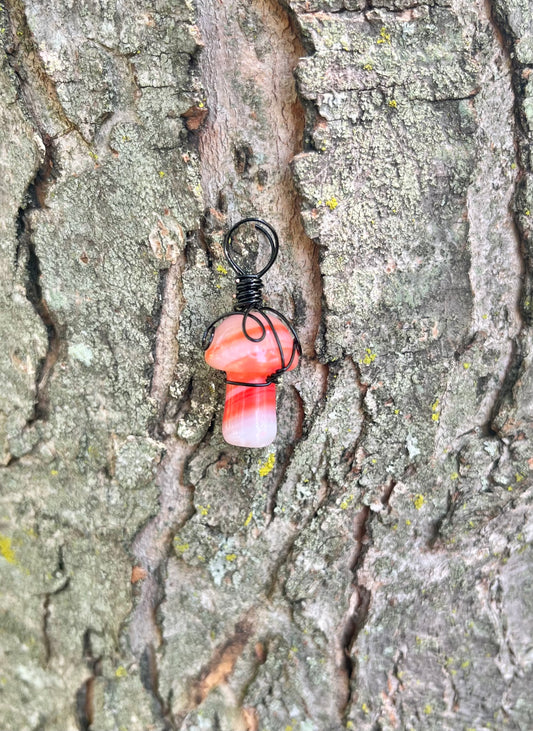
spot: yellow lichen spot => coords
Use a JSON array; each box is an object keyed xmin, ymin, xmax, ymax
[
  {"xmin": 461, "ymin": 660, "xmax": 470, "ymax": 669},
  {"xmin": 525, "ymin": 210, "xmax": 530, "ymax": 216},
  {"xmin": 158, "ymin": 171, "xmax": 165, "ymax": 177},
  {"xmin": 482, "ymin": 313, "xmax": 488, "ymax": 319},
  {"xmin": 285, "ymin": 726, "xmax": 293, "ymax": 731},
  {"xmin": 197, "ymin": 555, "xmax": 206, "ymax": 562},
  {"xmin": 198, "ymin": 101, "xmax": 204, "ymax": 108},
  {"xmin": 414, "ymin": 494, "xmax": 425, "ymax": 510},
  {"xmin": 244, "ymin": 511, "xmax": 253, "ymax": 527},
  {"xmin": 463, "ymin": 362, "xmax": 471, "ymax": 369},
  {"xmin": 258, "ymin": 453, "xmax": 276, "ymax": 477},
  {"xmin": 226, "ymin": 553, "xmax": 237, "ymax": 562},
  {"xmin": 173, "ymin": 538, "xmax": 189, "ymax": 554},
  {"xmin": 340, "ymin": 494, "xmax": 354, "ymax": 510},
  {"xmin": 450, "ymin": 472, "xmax": 459, "ymax": 480},
  {"xmin": 216, "ymin": 263, "xmax": 228, "ymax": 275},
  {"xmin": 388, "ymin": 99, "xmax": 397, "ymax": 108},
  {"xmin": 325, "ymin": 196, "xmax": 338, "ymax": 210},
  {"xmin": 0, "ymin": 535, "xmax": 16, "ymax": 564},
  {"xmin": 361, "ymin": 347, "xmax": 377, "ymax": 366},
  {"xmin": 50, "ymin": 469, "xmax": 58, "ymax": 476},
  {"xmin": 377, "ymin": 27, "xmax": 391, "ymax": 44},
  {"xmin": 362, "ymin": 702, "xmax": 370, "ymax": 714},
  {"xmin": 346, "ymin": 722, "xmax": 355, "ymax": 730},
  {"xmin": 115, "ymin": 666, "xmax": 128, "ymax": 678},
  {"xmin": 515, "ymin": 472, "xmax": 524, "ymax": 483},
  {"xmin": 424, "ymin": 704, "xmax": 432, "ymax": 715},
  {"xmin": 507, "ymin": 485, "xmax": 513, "ymax": 491},
  {"xmin": 392, "ymin": 524, "xmax": 398, "ymax": 530},
  {"xmin": 197, "ymin": 504, "xmax": 211, "ymax": 517},
  {"xmin": 394, "ymin": 409, "xmax": 399, "ymax": 414},
  {"xmin": 406, "ymin": 519, "xmax": 411, "ymax": 526},
  {"xmin": 432, "ymin": 413, "xmax": 439, "ymax": 422},
  {"xmin": 469, "ymin": 520, "xmax": 475, "ymax": 528},
  {"xmin": 363, "ymin": 63, "xmax": 373, "ymax": 71}
]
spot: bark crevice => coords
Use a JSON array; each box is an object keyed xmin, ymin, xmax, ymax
[
  {"xmin": 3, "ymin": 0, "xmax": 70, "ymax": 431},
  {"xmin": 485, "ymin": 0, "xmax": 532, "ymax": 435},
  {"xmin": 13, "ymin": 130, "xmax": 60, "ymax": 425},
  {"xmin": 42, "ymin": 546, "xmax": 70, "ymax": 665},
  {"xmin": 75, "ymin": 630, "xmax": 103, "ymax": 731},
  {"xmin": 128, "ymin": 220, "xmax": 199, "ymax": 730},
  {"xmin": 3, "ymin": 0, "xmax": 91, "ymax": 144},
  {"xmin": 173, "ymin": 616, "xmax": 255, "ymax": 727},
  {"xmin": 337, "ymin": 503, "xmax": 372, "ymax": 719}
]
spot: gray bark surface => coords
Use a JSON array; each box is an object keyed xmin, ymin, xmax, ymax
[{"xmin": 1, "ymin": 0, "xmax": 533, "ymax": 729}]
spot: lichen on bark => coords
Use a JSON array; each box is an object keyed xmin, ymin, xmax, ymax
[{"xmin": 1, "ymin": 0, "xmax": 533, "ymax": 729}]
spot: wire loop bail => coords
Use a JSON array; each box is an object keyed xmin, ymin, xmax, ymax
[{"xmin": 223, "ymin": 217, "xmax": 279, "ymax": 279}]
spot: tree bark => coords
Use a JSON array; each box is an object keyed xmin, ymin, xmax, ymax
[{"xmin": 1, "ymin": 0, "xmax": 533, "ymax": 729}]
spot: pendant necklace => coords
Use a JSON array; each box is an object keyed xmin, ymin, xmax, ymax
[{"xmin": 202, "ymin": 218, "xmax": 301, "ymax": 448}]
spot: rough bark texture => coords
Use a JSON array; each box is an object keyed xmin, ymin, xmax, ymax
[{"xmin": 1, "ymin": 0, "xmax": 533, "ymax": 729}]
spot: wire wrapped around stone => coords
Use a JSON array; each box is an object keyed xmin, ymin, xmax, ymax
[{"xmin": 201, "ymin": 218, "xmax": 302, "ymax": 388}]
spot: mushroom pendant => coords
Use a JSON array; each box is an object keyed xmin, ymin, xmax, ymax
[{"xmin": 202, "ymin": 219, "xmax": 301, "ymax": 448}]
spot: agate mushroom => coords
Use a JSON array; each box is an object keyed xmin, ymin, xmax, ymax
[{"xmin": 205, "ymin": 311, "xmax": 299, "ymax": 448}]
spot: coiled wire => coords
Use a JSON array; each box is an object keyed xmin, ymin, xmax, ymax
[{"xmin": 235, "ymin": 274, "xmax": 263, "ymax": 311}]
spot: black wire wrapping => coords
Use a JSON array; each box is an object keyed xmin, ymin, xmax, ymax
[
  {"xmin": 235, "ymin": 274, "xmax": 263, "ymax": 311},
  {"xmin": 202, "ymin": 218, "xmax": 302, "ymax": 388}
]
